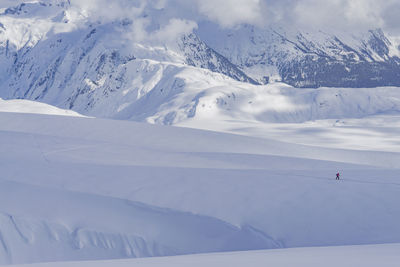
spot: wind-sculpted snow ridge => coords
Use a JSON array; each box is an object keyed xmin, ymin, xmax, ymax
[
  {"xmin": 0, "ymin": 180, "xmax": 276, "ymax": 265},
  {"xmin": 1, "ymin": 112, "xmax": 400, "ymax": 264},
  {"xmin": 10, "ymin": 244, "xmax": 400, "ymax": 267},
  {"xmin": 1, "ymin": 2, "xmax": 400, "ymax": 265}
]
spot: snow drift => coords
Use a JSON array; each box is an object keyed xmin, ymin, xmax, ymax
[{"xmin": 0, "ymin": 111, "xmax": 400, "ymax": 264}]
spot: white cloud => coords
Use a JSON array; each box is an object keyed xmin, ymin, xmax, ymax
[
  {"xmin": 291, "ymin": 0, "xmax": 386, "ymax": 32},
  {"xmin": 151, "ymin": 18, "xmax": 198, "ymax": 43},
  {"xmin": 70, "ymin": 0, "xmax": 146, "ymax": 22},
  {"xmin": 67, "ymin": 0, "xmax": 400, "ymax": 36},
  {"xmin": 68, "ymin": 0, "xmax": 198, "ymax": 48},
  {"xmin": 195, "ymin": 0, "xmax": 263, "ymax": 28},
  {"xmin": 127, "ymin": 17, "xmax": 197, "ymax": 46},
  {"xmin": 381, "ymin": 1, "xmax": 400, "ymax": 34}
]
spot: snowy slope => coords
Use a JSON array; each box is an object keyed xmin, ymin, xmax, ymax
[
  {"xmin": 1, "ymin": 111, "xmax": 400, "ymax": 264},
  {"xmin": 10, "ymin": 243, "xmax": 400, "ymax": 267},
  {"xmin": 1, "ymin": 0, "xmax": 400, "ymax": 125},
  {"xmin": 196, "ymin": 23, "xmax": 400, "ymax": 87},
  {"xmin": 180, "ymin": 114, "xmax": 400, "ymax": 153},
  {"xmin": 0, "ymin": 180, "xmax": 272, "ymax": 264},
  {"xmin": 0, "ymin": 0, "xmax": 252, "ymax": 114},
  {"xmin": 1, "ymin": 0, "xmax": 399, "ymax": 126},
  {"xmin": 0, "ymin": 97, "xmax": 83, "ymax": 116},
  {"xmin": 1, "ymin": 1, "xmax": 400, "ymax": 265},
  {"xmin": 132, "ymin": 71, "xmax": 400, "ymax": 125}
]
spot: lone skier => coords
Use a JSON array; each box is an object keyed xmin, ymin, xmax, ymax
[{"xmin": 336, "ymin": 172, "xmax": 340, "ymax": 180}]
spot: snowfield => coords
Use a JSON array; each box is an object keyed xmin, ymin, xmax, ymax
[
  {"xmin": 0, "ymin": 98, "xmax": 84, "ymax": 117},
  {"xmin": 10, "ymin": 243, "xmax": 400, "ymax": 267},
  {"xmin": 0, "ymin": 105, "xmax": 400, "ymax": 265},
  {"xmin": 1, "ymin": 52, "xmax": 400, "ymax": 266},
  {"xmin": 1, "ymin": 1, "xmax": 400, "ymax": 266}
]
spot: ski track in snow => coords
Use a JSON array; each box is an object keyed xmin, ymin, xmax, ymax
[
  {"xmin": 1, "ymin": 1, "xmax": 400, "ymax": 266},
  {"xmin": 0, "ymin": 111, "xmax": 399, "ymax": 264}
]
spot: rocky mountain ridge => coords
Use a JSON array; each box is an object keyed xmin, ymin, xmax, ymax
[{"xmin": 1, "ymin": 0, "xmax": 400, "ymax": 123}]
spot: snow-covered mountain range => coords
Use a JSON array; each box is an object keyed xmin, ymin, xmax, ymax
[
  {"xmin": 1, "ymin": 0, "xmax": 400, "ymax": 125},
  {"xmin": 1, "ymin": 1, "xmax": 400, "ymax": 266},
  {"xmin": 197, "ymin": 23, "xmax": 400, "ymax": 88}
]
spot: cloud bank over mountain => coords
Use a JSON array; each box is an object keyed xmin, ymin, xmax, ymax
[
  {"xmin": 61, "ymin": 0, "xmax": 400, "ymax": 37},
  {"xmin": 1, "ymin": 0, "xmax": 399, "ymax": 33}
]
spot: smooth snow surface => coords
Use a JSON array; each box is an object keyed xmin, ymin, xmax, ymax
[
  {"xmin": 1, "ymin": 1, "xmax": 400, "ymax": 266},
  {"xmin": 10, "ymin": 243, "xmax": 400, "ymax": 267},
  {"xmin": 178, "ymin": 113, "xmax": 400, "ymax": 152},
  {"xmin": 1, "ymin": 110, "xmax": 400, "ymax": 264},
  {"xmin": 0, "ymin": 98, "xmax": 83, "ymax": 117}
]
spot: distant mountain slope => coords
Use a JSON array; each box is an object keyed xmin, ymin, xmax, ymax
[
  {"xmin": 0, "ymin": 1, "xmax": 253, "ymax": 98},
  {"xmin": 179, "ymin": 33, "xmax": 259, "ymax": 85},
  {"xmin": 1, "ymin": 0, "xmax": 400, "ymax": 124},
  {"xmin": 197, "ymin": 24, "xmax": 400, "ymax": 87}
]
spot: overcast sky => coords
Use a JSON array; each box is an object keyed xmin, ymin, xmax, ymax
[
  {"xmin": 192, "ymin": 0, "xmax": 400, "ymax": 34},
  {"xmin": 2, "ymin": 0, "xmax": 399, "ymax": 35},
  {"xmin": 68, "ymin": 0, "xmax": 400, "ymax": 34}
]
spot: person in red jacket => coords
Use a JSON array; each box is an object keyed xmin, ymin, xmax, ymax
[{"xmin": 336, "ymin": 172, "xmax": 340, "ymax": 180}]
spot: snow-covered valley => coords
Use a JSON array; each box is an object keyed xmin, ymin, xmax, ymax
[
  {"xmin": 1, "ymin": 0, "xmax": 400, "ymax": 266},
  {"xmin": 0, "ymin": 100, "xmax": 400, "ymax": 265}
]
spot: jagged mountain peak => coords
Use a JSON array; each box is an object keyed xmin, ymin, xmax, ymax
[
  {"xmin": 0, "ymin": 0, "xmax": 70, "ymax": 18},
  {"xmin": 1, "ymin": 0, "xmax": 400, "ymax": 124},
  {"xmin": 179, "ymin": 33, "xmax": 259, "ymax": 85},
  {"xmin": 196, "ymin": 23, "xmax": 400, "ymax": 87}
]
